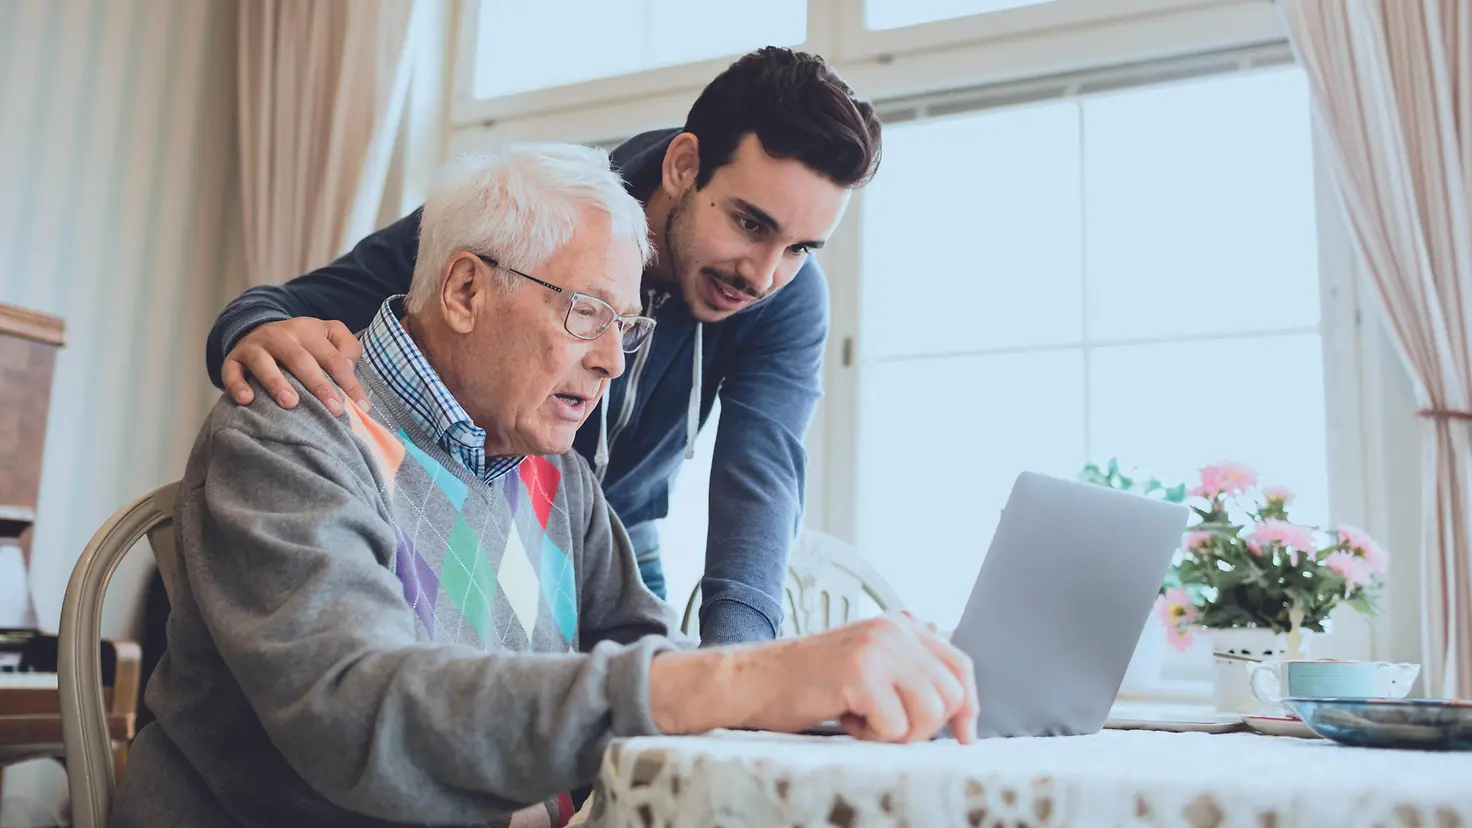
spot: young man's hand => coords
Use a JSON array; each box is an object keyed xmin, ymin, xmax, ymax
[
  {"xmin": 222, "ymin": 318, "xmax": 368, "ymax": 415},
  {"xmin": 650, "ymin": 613, "xmax": 979, "ymax": 744}
]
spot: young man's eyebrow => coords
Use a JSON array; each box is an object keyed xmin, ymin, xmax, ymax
[
  {"xmin": 730, "ymin": 198, "xmax": 826, "ymax": 250},
  {"xmin": 731, "ymin": 198, "xmax": 781, "ymax": 233}
]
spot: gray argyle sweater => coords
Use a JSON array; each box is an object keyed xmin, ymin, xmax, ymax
[{"xmin": 111, "ymin": 361, "xmax": 687, "ymax": 828}]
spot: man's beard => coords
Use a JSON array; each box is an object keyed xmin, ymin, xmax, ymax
[
  {"xmin": 663, "ymin": 188, "xmax": 768, "ymax": 306},
  {"xmin": 660, "ymin": 189, "xmax": 694, "ymax": 299}
]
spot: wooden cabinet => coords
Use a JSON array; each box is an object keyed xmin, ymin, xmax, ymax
[{"xmin": 0, "ymin": 303, "xmax": 64, "ymax": 575}]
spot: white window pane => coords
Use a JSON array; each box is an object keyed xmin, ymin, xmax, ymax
[
  {"xmin": 860, "ymin": 102, "xmax": 1083, "ymax": 358},
  {"xmin": 1083, "ymin": 67, "xmax": 1320, "ymax": 340},
  {"xmin": 475, "ymin": 1, "xmax": 643, "ymax": 98},
  {"xmin": 1088, "ymin": 334, "xmax": 1331, "ymax": 528},
  {"xmin": 657, "ymin": 402, "xmax": 721, "ymax": 608},
  {"xmin": 475, "ymin": 0, "xmax": 805, "ymax": 99},
  {"xmin": 865, "ymin": 0, "xmax": 1056, "ymax": 30},
  {"xmin": 646, "ymin": 0, "xmax": 806, "ymax": 69},
  {"xmin": 856, "ymin": 351, "xmax": 1085, "ymax": 629}
]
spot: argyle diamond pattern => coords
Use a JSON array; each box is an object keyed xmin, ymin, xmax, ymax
[{"xmin": 347, "ymin": 406, "xmax": 579, "ymax": 653}]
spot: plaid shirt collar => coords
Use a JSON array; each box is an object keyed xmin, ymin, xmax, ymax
[{"xmin": 362, "ymin": 296, "xmax": 523, "ymax": 484}]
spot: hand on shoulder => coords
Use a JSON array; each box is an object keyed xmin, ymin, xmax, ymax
[{"xmin": 222, "ymin": 318, "xmax": 368, "ymax": 415}]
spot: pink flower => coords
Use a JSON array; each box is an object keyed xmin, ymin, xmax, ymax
[
  {"xmin": 1337, "ymin": 524, "xmax": 1389, "ymax": 573},
  {"xmin": 1363, "ymin": 543, "xmax": 1388, "ymax": 573},
  {"xmin": 1182, "ymin": 530, "xmax": 1213, "ymax": 550},
  {"xmin": 1337, "ymin": 524, "xmax": 1371, "ymax": 550},
  {"xmin": 1248, "ymin": 519, "xmax": 1319, "ymax": 566},
  {"xmin": 1263, "ymin": 486, "xmax": 1295, "ymax": 504},
  {"xmin": 1190, "ymin": 461, "xmax": 1258, "ymax": 499},
  {"xmin": 1325, "ymin": 550, "xmax": 1373, "ymax": 588},
  {"xmin": 1155, "ymin": 589, "xmax": 1197, "ymax": 653}
]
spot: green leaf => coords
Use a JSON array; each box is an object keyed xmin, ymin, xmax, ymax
[
  {"xmin": 1107, "ymin": 457, "xmax": 1119, "ymax": 477},
  {"xmin": 1165, "ymin": 483, "xmax": 1188, "ymax": 503}
]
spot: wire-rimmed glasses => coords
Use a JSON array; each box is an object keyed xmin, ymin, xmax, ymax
[{"xmin": 477, "ymin": 255, "xmax": 655, "ymax": 353}]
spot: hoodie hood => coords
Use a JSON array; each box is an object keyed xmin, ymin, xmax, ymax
[
  {"xmin": 594, "ymin": 129, "xmax": 722, "ymax": 479},
  {"xmin": 609, "ymin": 127, "xmax": 680, "ymax": 204},
  {"xmin": 593, "ymin": 283, "xmax": 703, "ymax": 482}
]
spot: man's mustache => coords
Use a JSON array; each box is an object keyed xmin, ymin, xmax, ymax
[{"xmin": 702, "ymin": 268, "xmax": 766, "ymax": 300}]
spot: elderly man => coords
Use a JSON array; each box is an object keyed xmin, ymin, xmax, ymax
[{"xmin": 111, "ymin": 144, "xmax": 977, "ymax": 828}]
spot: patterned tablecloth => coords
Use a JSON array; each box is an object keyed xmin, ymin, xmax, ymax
[{"xmin": 585, "ymin": 728, "xmax": 1472, "ymax": 827}]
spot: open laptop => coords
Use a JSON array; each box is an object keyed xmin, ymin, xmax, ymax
[{"xmin": 801, "ymin": 470, "xmax": 1188, "ymax": 740}]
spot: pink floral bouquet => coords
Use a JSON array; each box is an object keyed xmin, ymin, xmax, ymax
[{"xmin": 1152, "ymin": 461, "xmax": 1387, "ymax": 652}]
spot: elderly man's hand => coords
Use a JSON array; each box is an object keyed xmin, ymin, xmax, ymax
[
  {"xmin": 650, "ymin": 613, "xmax": 979, "ymax": 744},
  {"xmin": 222, "ymin": 318, "xmax": 368, "ymax": 416}
]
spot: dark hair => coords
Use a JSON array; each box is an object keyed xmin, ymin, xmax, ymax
[{"xmin": 683, "ymin": 47, "xmax": 882, "ymax": 190}]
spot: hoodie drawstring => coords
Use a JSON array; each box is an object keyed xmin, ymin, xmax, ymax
[
  {"xmin": 594, "ymin": 382, "xmax": 610, "ymax": 481},
  {"xmin": 686, "ymin": 323, "xmax": 702, "ymax": 459},
  {"xmin": 592, "ymin": 317, "xmax": 703, "ymax": 481}
]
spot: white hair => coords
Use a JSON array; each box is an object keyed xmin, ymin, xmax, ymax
[{"xmin": 406, "ymin": 143, "xmax": 653, "ymax": 314}]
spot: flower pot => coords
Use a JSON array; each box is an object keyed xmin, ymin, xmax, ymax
[{"xmin": 1208, "ymin": 627, "xmax": 1308, "ymax": 714}]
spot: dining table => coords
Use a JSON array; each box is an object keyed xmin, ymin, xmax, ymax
[{"xmin": 583, "ymin": 719, "xmax": 1472, "ymax": 827}]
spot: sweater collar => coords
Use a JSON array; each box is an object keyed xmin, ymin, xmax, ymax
[{"xmin": 361, "ymin": 296, "xmax": 523, "ymax": 483}]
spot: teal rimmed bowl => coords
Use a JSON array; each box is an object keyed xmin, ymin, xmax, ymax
[{"xmin": 1283, "ymin": 698, "xmax": 1472, "ymax": 751}]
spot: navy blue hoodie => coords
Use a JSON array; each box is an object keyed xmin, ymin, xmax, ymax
[{"xmin": 205, "ymin": 129, "xmax": 830, "ymax": 645}]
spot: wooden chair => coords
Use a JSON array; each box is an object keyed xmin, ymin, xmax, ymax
[
  {"xmin": 681, "ymin": 529, "xmax": 904, "ymax": 638},
  {"xmin": 57, "ymin": 481, "xmax": 179, "ymax": 828}
]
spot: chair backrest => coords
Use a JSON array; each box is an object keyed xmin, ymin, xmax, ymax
[
  {"xmin": 680, "ymin": 529, "xmax": 903, "ymax": 638},
  {"xmin": 58, "ymin": 481, "xmax": 179, "ymax": 828}
]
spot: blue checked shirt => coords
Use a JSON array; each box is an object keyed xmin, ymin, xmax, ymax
[{"xmin": 361, "ymin": 296, "xmax": 524, "ymax": 484}]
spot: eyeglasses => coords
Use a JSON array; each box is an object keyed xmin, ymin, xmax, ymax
[{"xmin": 477, "ymin": 255, "xmax": 656, "ymax": 353}]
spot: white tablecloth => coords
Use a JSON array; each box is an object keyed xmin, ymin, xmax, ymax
[{"xmin": 587, "ymin": 728, "xmax": 1472, "ymax": 827}]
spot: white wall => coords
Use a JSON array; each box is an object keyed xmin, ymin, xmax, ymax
[
  {"xmin": 0, "ymin": 1, "xmax": 242, "ymax": 822},
  {"xmin": 0, "ymin": 0, "xmax": 244, "ymax": 638}
]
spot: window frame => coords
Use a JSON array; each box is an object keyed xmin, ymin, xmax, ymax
[
  {"xmin": 816, "ymin": 40, "xmax": 1313, "ymax": 535},
  {"xmin": 448, "ymin": 0, "xmax": 839, "ymax": 129},
  {"xmin": 836, "ymin": 0, "xmax": 1236, "ymax": 62},
  {"xmin": 447, "ymin": 0, "xmax": 1286, "ymax": 135}
]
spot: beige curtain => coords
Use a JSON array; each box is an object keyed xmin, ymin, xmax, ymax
[
  {"xmin": 1279, "ymin": 0, "xmax": 1472, "ymax": 698},
  {"xmin": 238, "ymin": 0, "xmax": 421, "ymax": 286}
]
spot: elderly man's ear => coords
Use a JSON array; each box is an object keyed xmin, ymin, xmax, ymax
[{"xmin": 438, "ymin": 253, "xmax": 487, "ymax": 334}]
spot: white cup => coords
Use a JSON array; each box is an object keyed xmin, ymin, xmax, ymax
[{"xmin": 1248, "ymin": 660, "xmax": 1420, "ymax": 712}]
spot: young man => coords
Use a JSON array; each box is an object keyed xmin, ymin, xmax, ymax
[{"xmin": 204, "ymin": 47, "xmax": 883, "ymax": 645}]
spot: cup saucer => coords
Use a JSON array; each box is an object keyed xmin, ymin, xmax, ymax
[{"xmin": 1241, "ymin": 713, "xmax": 1321, "ymax": 739}]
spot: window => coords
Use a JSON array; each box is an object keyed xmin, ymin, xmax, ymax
[
  {"xmin": 470, "ymin": 0, "xmax": 806, "ymax": 99},
  {"xmin": 865, "ymin": 0, "xmax": 1056, "ymax": 31},
  {"xmin": 658, "ymin": 404, "xmax": 721, "ymax": 609},
  {"xmin": 452, "ymin": 1, "xmax": 1276, "ymax": 135},
  {"xmin": 833, "ymin": 0, "xmax": 1222, "ymax": 65},
  {"xmin": 854, "ymin": 65, "xmax": 1328, "ymax": 645}
]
